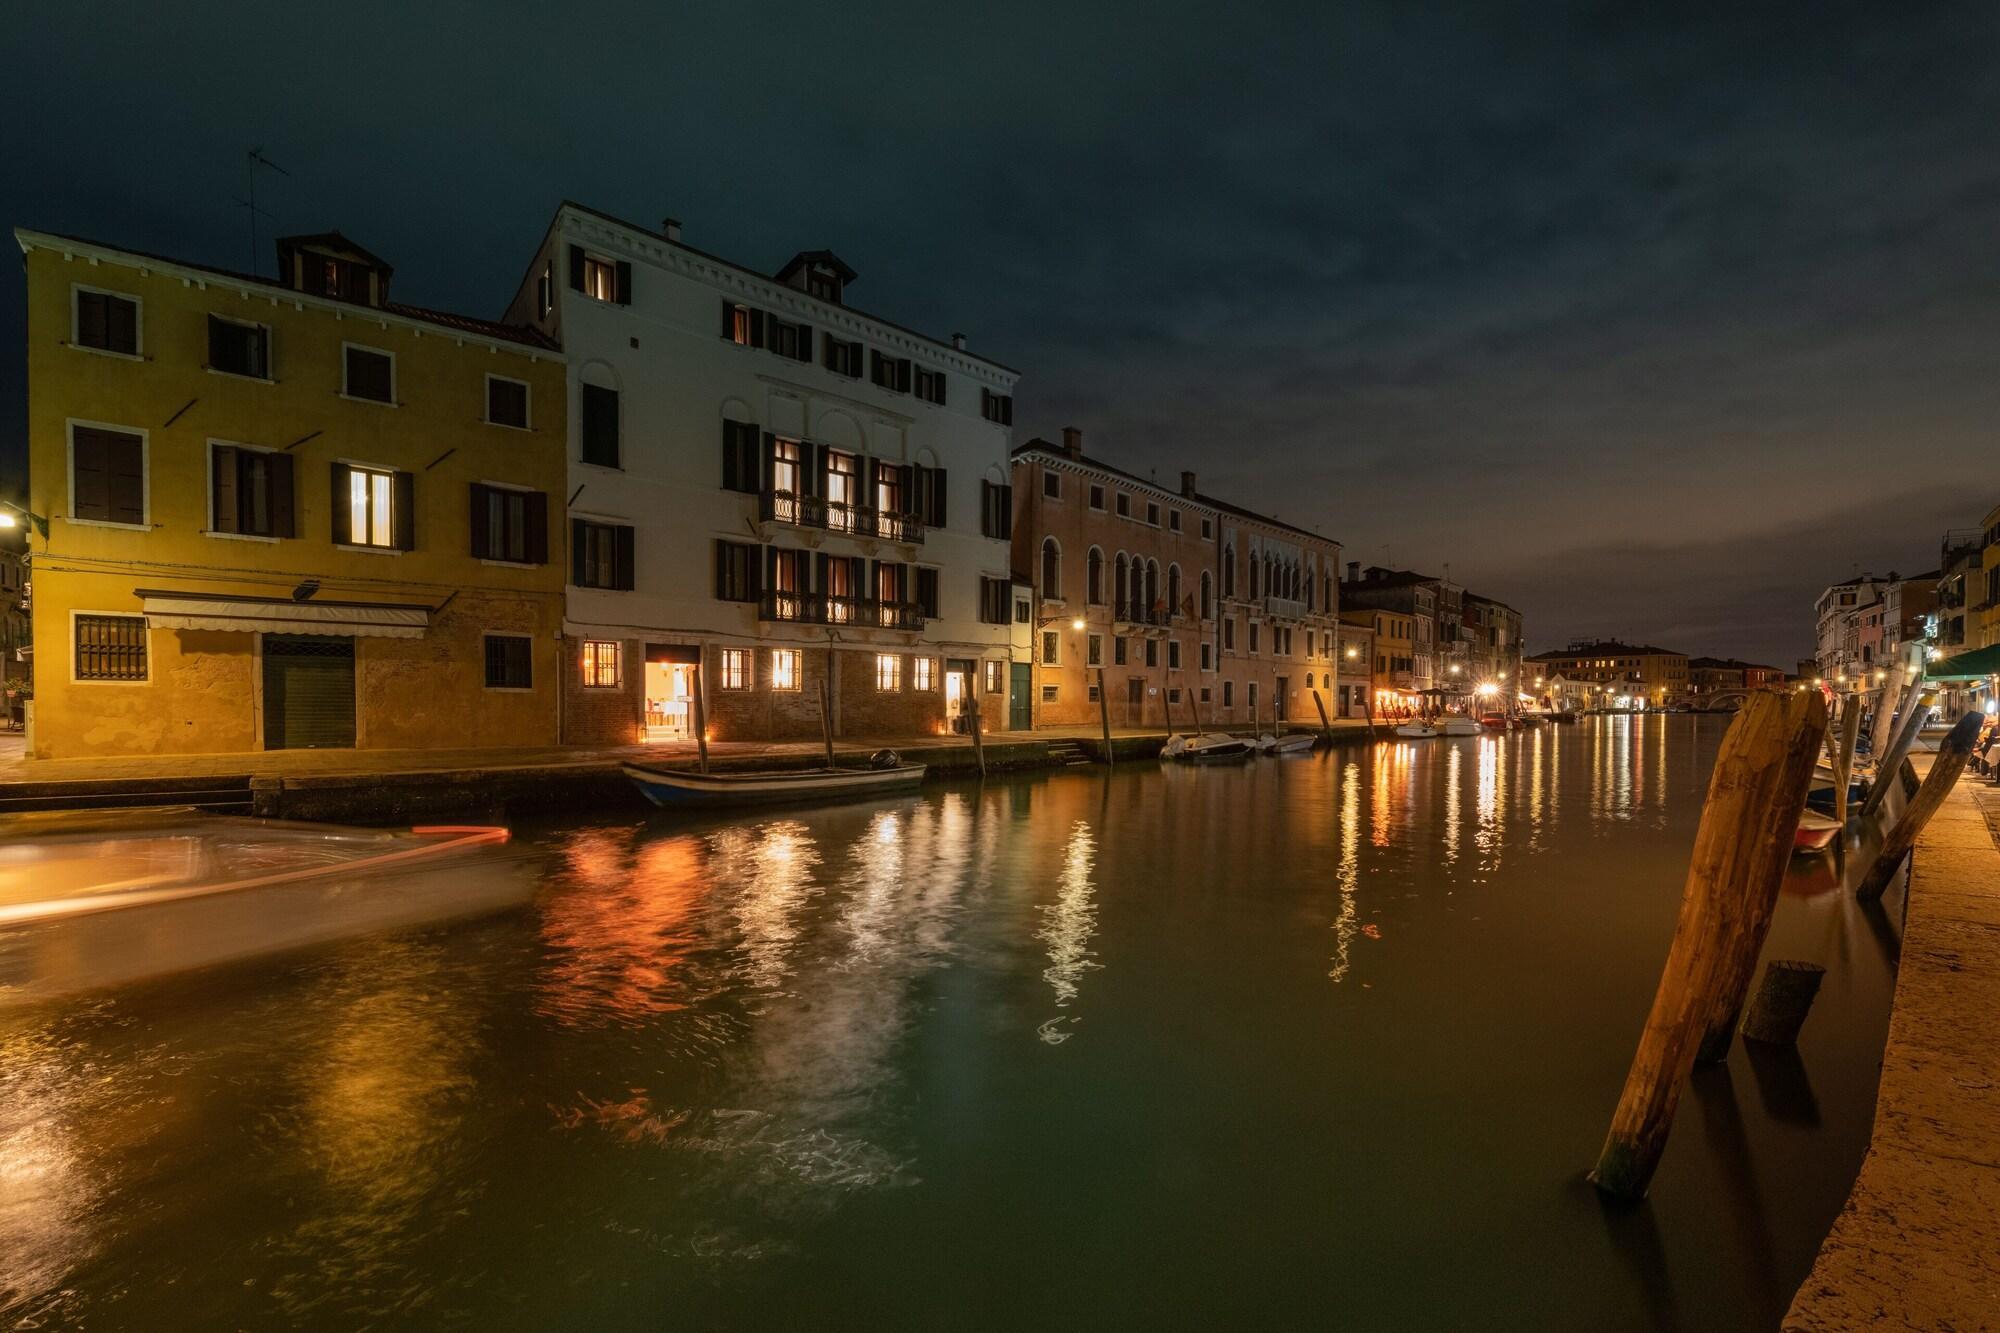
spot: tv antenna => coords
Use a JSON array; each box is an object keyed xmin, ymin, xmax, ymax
[{"xmin": 239, "ymin": 148, "xmax": 290, "ymax": 276}]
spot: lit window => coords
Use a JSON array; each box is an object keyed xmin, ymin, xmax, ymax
[
  {"xmin": 985, "ymin": 660, "xmax": 1004, "ymax": 693},
  {"xmin": 347, "ymin": 465, "xmax": 397, "ymax": 548},
  {"xmin": 771, "ymin": 649, "xmax": 801, "ymax": 691},
  {"xmin": 583, "ymin": 255, "xmax": 616, "ymax": 301},
  {"xmin": 875, "ymin": 653, "xmax": 901, "ymax": 691},
  {"xmin": 582, "ymin": 640, "xmax": 622, "ymax": 688},
  {"xmin": 913, "ymin": 657, "xmax": 936, "ymax": 691},
  {"xmin": 719, "ymin": 648, "xmax": 751, "ymax": 690}
]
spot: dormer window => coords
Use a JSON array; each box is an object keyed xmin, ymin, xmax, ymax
[
  {"xmin": 274, "ymin": 232, "xmax": 392, "ymax": 307},
  {"xmin": 808, "ymin": 269, "xmax": 840, "ymax": 302},
  {"xmin": 775, "ymin": 250, "xmax": 856, "ymax": 305}
]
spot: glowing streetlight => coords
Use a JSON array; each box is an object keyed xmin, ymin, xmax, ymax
[
  {"xmin": 1476, "ymin": 682, "xmax": 1498, "ymax": 698},
  {"xmin": 1071, "ymin": 617, "xmax": 1084, "ymax": 631}
]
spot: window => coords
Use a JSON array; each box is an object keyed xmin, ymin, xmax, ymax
[
  {"xmin": 1087, "ymin": 548, "xmax": 1104, "ymax": 604},
  {"xmin": 1201, "ymin": 642, "xmax": 1213, "ymax": 670},
  {"xmin": 979, "ymin": 576, "xmax": 1011, "ymax": 625},
  {"xmin": 486, "ymin": 376, "xmax": 530, "ymax": 429},
  {"xmin": 768, "ymin": 316, "xmax": 811, "ymax": 362},
  {"xmin": 471, "ymin": 484, "xmax": 548, "ymax": 564},
  {"xmin": 705, "ymin": 538, "xmax": 757, "ymax": 602},
  {"xmin": 913, "ymin": 657, "xmax": 937, "ymax": 691},
  {"xmin": 582, "ymin": 640, "xmax": 622, "ymax": 688},
  {"xmin": 484, "ymin": 635, "xmax": 533, "ymax": 690},
  {"xmin": 340, "ymin": 464, "xmax": 402, "ymax": 549},
  {"xmin": 581, "ymin": 384, "xmax": 620, "ymax": 468},
  {"xmin": 824, "ymin": 337, "xmax": 863, "ymax": 377},
  {"xmin": 871, "ymin": 350, "xmax": 912, "ymax": 392},
  {"xmin": 574, "ymin": 520, "xmax": 636, "ymax": 590},
  {"xmin": 771, "ymin": 649, "xmax": 801, "ymax": 691},
  {"xmin": 1250, "ymin": 622, "xmax": 1261, "ymax": 654},
  {"xmin": 1168, "ymin": 688, "xmax": 1181, "ymax": 705},
  {"xmin": 1223, "ymin": 618, "xmax": 1235, "ymax": 651},
  {"xmin": 74, "ymin": 288, "xmax": 139, "ymax": 356},
  {"xmin": 1088, "ymin": 681, "xmax": 1100, "ymax": 703},
  {"xmin": 1200, "ymin": 687, "xmax": 1211, "ymax": 703},
  {"xmin": 1042, "ymin": 685, "xmax": 1059, "ymax": 703},
  {"xmin": 75, "ymin": 614, "xmax": 146, "ymax": 681},
  {"xmin": 1041, "ymin": 538, "xmax": 1062, "ymax": 599},
  {"xmin": 1089, "ymin": 484, "xmax": 1105, "ymax": 510},
  {"xmin": 1223, "ymin": 681, "xmax": 1234, "ymax": 708},
  {"xmin": 209, "ymin": 444, "xmax": 294, "ymax": 538},
  {"xmin": 1169, "ymin": 640, "xmax": 1182, "ymax": 669},
  {"xmin": 916, "ymin": 567, "xmax": 940, "ymax": 619},
  {"xmin": 1169, "ymin": 511, "xmax": 1182, "ymax": 532},
  {"xmin": 980, "ymin": 388, "xmax": 1014, "ymax": 425},
  {"xmin": 1145, "ymin": 639, "xmax": 1158, "ymax": 667},
  {"xmin": 583, "ymin": 254, "xmax": 617, "ymax": 302},
  {"xmin": 721, "ymin": 420, "xmax": 761, "ymax": 493},
  {"xmin": 1223, "ymin": 547, "xmax": 1235, "ymax": 597},
  {"xmin": 1202, "ymin": 517, "xmax": 1213, "ymax": 540},
  {"xmin": 208, "ymin": 316, "xmax": 268, "ymax": 379},
  {"xmin": 1087, "ymin": 633, "xmax": 1103, "ymax": 667},
  {"xmin": 1043, "ymin": 472, "xmax": 1062, "ymax": 500},
  {"xmin": 1116, "ymin": 494, "xmax": 1130, "ymax": 518},
  {"xmin": 913, "ymin": 365, "xmax": 946, "ymax": 405},
  {"xmin": 981, "ymin": 481, "xmax": 1013, "ymax": 538},
  {"xmin": 1042, "ymin": 630, "xmax": 1060, "ymax": 665},
  {"xmin": 67, "ymin": 424, "xmax": 146, "ymax": 527},
  {"xmin": 1248, "ymin": 682, "xmax": 1259, "ymax": 714},
  {"xmin": 1016, "ymin": 598, "xmax": 1031, "ymax": 624},
  {"xmin": 771, "ymin": 438, "xmax": 801, "ymax": 498},
  {"xmin": 1200, "ymin": 572, "xmax": 1212, "ymax": 619},
  {"xmin": 875, "ymin": 653, "xmax": 902, "ymax": 691},
  {"xmin": 342, "ymin": 345, "xmax": 394, "ymax": 403},
  {"xmin": 719, "ymin": 647, "xmax": 751, "ymax": 690},
  {"xmin": 911, "ymin": 466, "xmax": 948, "ymax": 527},
  {"xmin": 1147, "ymin": 502, "xmax": 1160, "ymax": 526},
  {"xmin": 986, "ymin": 660, "xmax": 1004, "ymax": 693},
  {"xmin": 1114, "ymin": 636, "xmax": 1127, "ymax": 665}
]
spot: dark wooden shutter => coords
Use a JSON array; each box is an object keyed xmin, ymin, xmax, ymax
[
  {"xmin": 713, "ymin": 539, "xmax": 729, "ymax": 599},
  {"xmin": 615, "ymin": 260, "xmax": 632, "ymax": 305},
  {"xmin": 917, "ymin": 567, "xmax": 939, "ymax": 618},
  {"xmin": 269, "ymin": 452, "xmax": 295, "ymax": 538},
  {"xmin": 212, "ymin": 445, "xmax": 240, "ymax": 533},
  {"xmin": 814, "ymin": 551, "xmax": 830, "ymax": 593},
  {"xmin": 569, "ymin": 245, "xmax": 586, "ymax": 291},
  {"xmin": 910, "ymin": 464, "xmax": 928, "ymax": 523},
  {"xmin": 469, "ymin": 483, "xmax": 492, "ymax": 559},
  {"xmin": 897, "ymin": 464, "xmax": 915, "ymax": 517},
  {"xmin": 760, "ymin": 431, "xmax": 776, "ymax": 491},
  {"xmin": 930, "ymin": 468, "xmax": 947, "ymax": 528},
  {"xmin": 524, "ymin": 490, "xmax": 548, "ymax": 564},
  {"xmin": 107, "ymin": 298, "xmax": 136, "ymax": 355},
  {"xmin": 748, "ymin": 309, "xmax": 765, "ymax": 349},
  {"xmin": 76, "ymin": 291, "xmax": 107, "ymax": 349},
  {"xmin": 807, "ymin": 443, "xmax": 828, "ymax": 499},
  {"xmin": 105, "ymin": 434, "xmax": 144, "ymax": 526},
  {"xmin": 330, "ymin": 462, "xmax": 352, "ymax": 542},
  {"xmin": 613, "ymin": 524, "xmax": 635, "ymax": 590},
  {"xmin": 721, "ymin": 299, "xmax": 736, "ymax": 339},
  {"xmin": 575, "ymin": 520, "xmax": 590, "ymax": 585},
  {"xmin": 795, "ymin": 325, "xmax": 812, "ymax": 362},
  {"xmin": 393, "ymin": 470, "xmax": 416, "ymax": 551}
]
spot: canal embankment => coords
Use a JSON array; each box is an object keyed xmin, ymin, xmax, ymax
[
  {"xmin": 1784, "ymin": 771, "xmax": 2000, "ymax": 1330},
  {"xmin": 0, "ymin": 721, "xmax": 1380, "ymax": 822}
]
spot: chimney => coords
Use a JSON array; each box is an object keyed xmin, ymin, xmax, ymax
[
  {"xmin": 1346, "ymin": 561, "xmax": 1359, "ymax": 584},
  {"xmin": 662, "ymin": 217, "xmax": 683, "ymax": 242},
  {"xmin": 1061, "ymin": 426, "xmax": 1082, "ymax": 458},
  {"xmin": 1180, "ymin": 470, "xmax": 1197, "ymax": 498},
  {"xmin": 951, "ymin": 332, "xmax": 966, "ymax": 351}
]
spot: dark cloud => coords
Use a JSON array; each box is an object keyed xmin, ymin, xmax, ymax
[{"xmin": 3, "ymin": 1, "xmax": 1997, "ymax": 664}]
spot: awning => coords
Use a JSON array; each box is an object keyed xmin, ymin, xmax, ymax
[
  {"xmin": 1929, "ymin": 643, "xmax": 2000, "ymax": 682},
  {"xmin": 136, "ymin": 589, "xmax": 431, "ymax": 639}
]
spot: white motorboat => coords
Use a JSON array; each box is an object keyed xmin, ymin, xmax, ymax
[
  {"xmin": 1438, "ymin": 716, "xmax": 1483, "ymax": 736},
  {"xmin": 1393, "ymin": 722, "xmax": 1439, "ymax": 739},
  {"xmin": 1164, "ymin": 733, "xmax": 1255, "ymax": 763},
  {"xmin": 1267, "ymin": 733, "xmax": 1316, "ymax": 754}
]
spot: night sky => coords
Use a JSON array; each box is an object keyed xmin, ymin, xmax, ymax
[{"xmin": 6, "ymin": 3, "xmax": 1997, "ymax": 665}]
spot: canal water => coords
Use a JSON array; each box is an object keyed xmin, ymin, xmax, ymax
[{"xmin": 1, "ymin": 717, "xmax": 1898, "ymax": 1330}]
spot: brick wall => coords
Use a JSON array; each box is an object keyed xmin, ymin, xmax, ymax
[
  {"xmin": 703, "ymin": 643, "xmax": 834, "ymax": 742},
  {"xmin": 562, "ymin": 634, "xmax": 643, "ymax": 746},
  {"xmin": 835, "ymin": 646, "xmax": 949, "ymax": 738}
]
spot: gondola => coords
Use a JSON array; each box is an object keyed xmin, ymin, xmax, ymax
[{"xmin": 623, "ymin": 759, "xmax": 925, "ymax": 809}]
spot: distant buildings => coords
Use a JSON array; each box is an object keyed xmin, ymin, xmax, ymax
[
  {"xmin": 1813, "ymin": 569, "xmax": 1941, "ymax": 688},
  {"xmin": 1525, "ymin": 640, "xmax": 1690, "ymax": 710}
]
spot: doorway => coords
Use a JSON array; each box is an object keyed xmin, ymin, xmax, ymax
[
  {"xmin": 945, "ymin": 657, "xmax": 975, "ymax": 732},
  {"xmin": 263, "ymin": 635, "xmax": 355, "ymax": 749},
  {"xmin": 1275, "ymin": 677, "xmax": 1289, "ymax": 721},
  {"xmin": 644, "ymin": 643, "xmax": 700, "ymax": 741},
  {"xmin": 1009, "ymin": 663, "xmax": 1032, "ymax": 730}
]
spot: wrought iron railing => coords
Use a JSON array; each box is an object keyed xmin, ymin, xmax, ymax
[
  {"xmin": 759, "ymin": 591, "xmax": 925, "ymax": 631},
  {"xmin": 759, "ymin": 490, "xmax": 925, "ymax": 543}
]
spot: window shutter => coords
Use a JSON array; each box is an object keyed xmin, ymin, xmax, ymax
[
  {"xmin": 108, "ymin": 298, "xmax": 135, "ymax": 354},
  {"xmin": 803, "ymin": 442, "xmax": 827, "ymax": 499},
  {"xmin": 329, "ymin": 462, "xmax": 352, "ymax": 542},
  {"xmin": 721, "ymin": 299, "xmax": 736, "ymax": 339},
  {"xmin": 917, "ymin": 567, "xmax": 939, "ymax": 618},
  {"xmin": 897, "ymin": 464, "xmax": 914, "ymax": 516},
  {"xmin": 814, "ymin": 551, "xmax": 830, "ymax": 593},
  {"xmin": 212, "ymin": 445, "xmax": 240, "ymax": 534},
  {"xmin": 522, "ymin": 493, "xmax": 547, "ymax": 564},
  {"xmin": 269, "ymin": 452, "xmax": 295, "ymax": 538},
  {"xmin": 748, "ymin": 309, "xmax": 765, "ymax": 349},
  {"xmin": 615, "ymin": 260, "xmax": 632, "ymax": 305},
  {"xmin": 910, "ymin": 464, "xmax": 928, "ymax": 522},
  {"xmin": 721, "ymin": 420, "xmax": 740, "ymax": 489},
  {"xmin": 393, "ymin": 470, "xmax": 416, "ymax": 551},
  {"xmin": 76, "ymin": 292, "xmax": 106, "ymax": 349},
  {"xmin": 568, "ymin": 245, "xmax": 586, "ymax": 292},
  {"xmin": 795, "ymin": 325, "xmax": 812, "ymax": 362},
  {"xmin": 760, "ymin": 431, "xmax": 776, "ymax": 492},
  {"xmin": 897, "ymin": 360, "xmax": 912, "ymax": 394},
  {"xmin": 575, "ymin": 520, "xmax": 590, "ymax": 586},
  {"xmin": 931, "ymin": 468, "xmax": 947, "ymax": 528},
  {"xmin": 469, "ymin": 483, "xmax": 492, "ymax": 559},
  {"xmin": 105, "ymin": 434, "xmax": 144, "ymax": 526},
  {"xmin": 613, "ymin": 524, "xmax": 635, "ymax": 591}
]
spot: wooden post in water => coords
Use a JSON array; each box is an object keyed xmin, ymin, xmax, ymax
[
  {"xmin": 967, "ymin": 692, "xmax": 986, "ymax": 778},
  {"xmin": 1867, "ymin": 649, "xmax": 1910, "ymax": 755},
  {"xmin": 1861, "ymin": 681, "xmax": 1932, "ymax": 820},
  {"xmin": 1589, "ymin": 690, "xmax": 1826, "ymax": 1199},
  {"xmin": 1097, "ymin": 667, "xmax": 1114, "ymax": 767},
  {"xmin": 1856, "ymin": 711, "xmax": 1982, "ymax": 901},
  {"xmin": 690, "ymin": 660, "xmax": 711, "ymax": 775},
  {"xmin": 1833, "ymin": 694, "xmax": 1863, "ymax": 826},
  {"xmin": 1312, "ymin": 688, "xmax": 1332, "ymax": 743},
  {"xmin": 817, "ymin": 673, "xmax": 837, "ymax": 770},
  {"xmin": 1739, "ymin": 961, "xmax": 1825, "ymax": 1045}
]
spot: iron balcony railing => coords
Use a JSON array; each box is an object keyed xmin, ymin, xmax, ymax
[
  {"xmin": 759, "ymin": 489, "xmax": 925, "ymax": 544},
  {"xmin": 759, "ymin": 591, "xmax": 925, "ymax": 631},
  {"xmin": 1113, "ymin": 598, "xmax": 1176, "ymax": 626}
]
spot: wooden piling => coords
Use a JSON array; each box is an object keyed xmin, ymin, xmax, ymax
[
  {"xmin": 1097, "ymin": 667, "xmax": 1113, "ymax": 767},
  {"xmin": 1861, "ymin": 682, "xmax": 1932, "ymax": 820},
  {"xmin": 690, "ymin": 661, "xmax": 711, "ymax": 775},
  {"xmin": 967, "ymin": 694, "xmax": 986, "ymax": 778},
  {"xmin": 1739, "ymin": 961, "xmax": 1825, "ymax": 1045},
  {"xmin": 817, "ymin": 674, "xmax": 837, "ymax": 770},
  {"xmin": 1312, "ymin": 688, "xmax": 1332, "ymax": 743},
  {"xmin": 1833, "ymin": 694, "xmax": 1862, "ymax": 826},
  {"xmin": 1856, "ymin": 711, "xmax": 1982, "ymax": 901},
  {"xmin": 1589, "ymin": 690, "xmax": 1826, "ymax": 1199},
  {"xmin": 1867, "ymin": 651, "xmax": 1910, "ymax": 755}
]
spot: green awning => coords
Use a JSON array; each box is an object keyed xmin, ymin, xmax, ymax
[{"xmin": 1928, "ymin": 643, "xmax": 2000, "ymax": 681}]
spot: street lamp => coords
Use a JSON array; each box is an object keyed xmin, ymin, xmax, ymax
[{"xmin": 0, "ymin": 502, "xmax": 49, "ymax": 538}]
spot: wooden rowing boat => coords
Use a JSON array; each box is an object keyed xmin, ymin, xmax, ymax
[
  {"xmin": 1793, "ymin": 808, "xmax": 1841, "ymax": 853},
  {"xmin": 622, "ymin": 761, "xmax": 925, "ymax": 809}
]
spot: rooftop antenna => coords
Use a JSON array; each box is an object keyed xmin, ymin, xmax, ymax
[{"xmin": 239, "ymin": 147, "xmax": 290, "ymax": 277}]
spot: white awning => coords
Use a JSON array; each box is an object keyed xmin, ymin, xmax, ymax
[{"xmin": 138, "ymin": 593, "xmax": 430, "ymax": 639}]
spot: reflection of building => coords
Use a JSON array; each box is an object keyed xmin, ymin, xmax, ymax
[
  {"xmin": 503, "ymin": 203, "xmax": 1023, "ymax": 742},
  {"xmin": 1525, "ymin": 640, "xmax": 1689, "ymax": 710},
  {"xmin": 17, "ymin": 226, "xmax": 567, "ymax": 759}
]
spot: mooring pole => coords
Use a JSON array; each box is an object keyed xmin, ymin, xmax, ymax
[
  {"xmin": 1312, "ymin": 688, "xmax": 1332, "ymax": 743},
  {"xmin": 1590, "ymin": 690, "xmax": 1826, "ymax": 1199},
  {"xmin": 1739, "ymin": 961, "xmax": 1826, "ymax": 1045},
  {"xmin": 817, "ymin": 673, "xmax": 837, "ymax": 770},
  {"xmin": 1833, "ymin": 693, "xmax": 1863, "ymax": 826},
  {"xmin": 690, "ymin": 660, "xmax": 711, "ymax": 775},
  {"xmin": 1861, "ymin": 679, "xmax": 1933, "ymax": 820},
  {"xmin": 967, "ymin": 691, "xmax": 986, "ymax": 779},
  {"xmin": 1856, "ymin": 711, "xmax": 1981, "ymax": 901},
  {"xmin": 1097, "ymin": 666, "xmax": 1114, "ymax": 767},
  {"xmin": 1867, "ymin": 649, "xmax": 1910, "ymax": 755}
]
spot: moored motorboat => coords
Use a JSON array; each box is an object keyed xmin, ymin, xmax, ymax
[
  {"xmin": 1438, "ymin": 716, "xmax": 1483, "ymax": 736},
  {"xmin": 1393, "ymin": 722, "xmax": 1439, "ymax": 739},
  {"xmin": 623, "ymin": 759, "xmax": 925, "ymax": 809},
  {"xmin": 1793, "ymin": 809, "xmax": 1841, "ymax": 853},
  {"xmin": 1479, "ymin": 713, "xmax": 1510, "ymax": 731},
  {"xmin": 1267, "ymin": 733, "xmax": 1316, "ymax": 754},
  {"xmin": 0, "ymin": 810, "xmax": 535, "ymax": 1005},
  {"xmin": 1165, "ymin": 732, "xmax": 1254, "ymax": 763}
]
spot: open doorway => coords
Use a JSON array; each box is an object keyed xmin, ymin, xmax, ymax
[{"xmin": 644, "ymin": 643, "xmax": 699, "ymax": 741}]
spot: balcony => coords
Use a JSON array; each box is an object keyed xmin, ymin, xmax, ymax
[
  {"xmin": 759, "ymin": 490, "xmax": 925, "ymax": 544},
  {"xmin": 1113, "ymin": 598, "xmax": 1173, "ymax": 627},
  {"xmin": 760, "ymin": 591, "xmax": 925, "ymax": 631}
]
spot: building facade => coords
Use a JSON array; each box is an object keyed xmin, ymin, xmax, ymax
[
  {"xmin": 503, "ymin": 203, "xmax": 1022, "ymax": 745},
  {"xmin": 0, "ymin": 530, "xmax": 26, "ymax": 687},
  {"xmin": 1525, "ymin": 640, "xmax": 1689, "ymax": 710},
  {"xmin": 16, "ymin": 227, "xmax": 567, "ymax": 759},
  {"xmin": 1208, "ymin": 495, "xmax": 1343, "ymax": 729},
  {"xmin": 1340, "ymin": 566, "xmax": 1439, "ymax": 692},
  {"xmin": 1462, "ymin": 593, "xmax": 1523, "ymax": 688}
]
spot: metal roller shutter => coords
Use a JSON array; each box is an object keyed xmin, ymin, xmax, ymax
[{"xmin": 263, "ymin": 635, "xmax": 356, "ymax": 749}]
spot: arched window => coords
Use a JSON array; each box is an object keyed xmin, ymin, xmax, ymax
[
  {"xmin": 1250, "ymin": 551, "xmax": 1261, "ymax": 599},
  {"xmin": 1304, "ymin": 565, "xmax": 1314, "ymax": 609},
  {"xmin": 1223, "ymin": 546, "xmax": 1236, "ymax": 598},
  {"xmin": 1200, "ymin": 570, "xmax": 1213, "ymax": 620},
  {"xmin": 1167, "ymin": 564, "xmax": 1182, "ymax": 618},
  {"xmin": 1087, "ymin": 547, "xmax": 1104, "ymax": 605},
  {"xmin": 1305, "ymin": 672, "xmax": 1315, "ymax": 689},
  {"xmin": 1114, "ymin": 553, "xmax": 1129, "ymax": 615},
  {"xmin": 1129, "ymin": 558, "xmax": 1144, "ymax": 616},
  {"xmin": 1041, "ymin": 537, "xmax": 1061, "ymax": 600},
  {"xmin": 1145, "ymin": 561, "xmax": 1159, "ymax": 618}
]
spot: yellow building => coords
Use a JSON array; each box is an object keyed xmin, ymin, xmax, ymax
[
  {"xmin": 1341, "ymin": 606, "xmax": 1417, "ymax": 713},
  {"xmin": 1978, "ymin": 501, "xmax": 2000, "ymax": 649},
  {"xmin": 17, "ymin": 228, "xmax": 567, "ymax": 758}
]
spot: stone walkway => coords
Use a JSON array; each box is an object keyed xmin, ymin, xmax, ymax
[{"xmin": 1784, "ymin": 771, "xmax": 2000, "ymax": 1330}]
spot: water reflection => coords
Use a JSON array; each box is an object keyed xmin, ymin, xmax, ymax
[
  {"xmin": 1036, "ymin": 820, "xmax": 1100, "ymax": 1042},
  {"xmin": 0, "ymin": 1022, "xmax": 103, "ymax": 1321},
  {"xmin": 708, "ymin": 820, "xmax": 822, "ymax": 995},
  {"xmin": 1329, "ymin": 761, "xmax": 1361, "ymax": 983},
  {"xmin": 538, "ymin": 827, "xmax": 717, "ymax": 1029}
]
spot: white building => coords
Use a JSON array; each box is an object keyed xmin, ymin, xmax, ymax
[{"xmin": 504, "ymin": 203, "xmax": 1024, "ymax": 743}]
